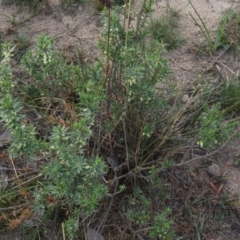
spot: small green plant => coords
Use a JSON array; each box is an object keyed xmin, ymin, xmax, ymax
[
  {"xmin": 215, "ymin": 9, "xmax": 240, "ymax": 52},
  {"xmin": 233, "ymin": 157, "xmax": 240, "ymax": 167},
  {"xmin": 189, "ymin": 1, "xmax": 240, "ymax": 53},
  {"xmin": 166, "ymin": 0, "xmax": 181, "ymax": 18},
  {"xmin": 0, "ymin": 12, "xmax": 19, "ymax": 25},
  {"xmin": 126, "ymin": 187, "xmax": 175, "ymax": 239},
  {"xmin": 188, "ymin": 0, "xmax": 217, "ymax": 53},
  {"xmin": 197, "ymin": 103, "xmax": 238, "ymax": 150},
  {"xmin": 148, "ymin": 2, "xmax": 182, "ymax": 49},
  {"xmin": 126, "ymin": 187, "xmax": 151, "ymax": 225},
  {"xmin": 13, "ymin": 33, "xmax": 32, "ymax": 62},
  {"xmin": 149, "ymin": 208, "xmax": 174, "ymax": 240},
  {"xmin": 0, "ymin": 44, "xmax": 43, "ymax": 158},
  {"xmin": 188, "ymin": 208, "xmax": 206, "ymax": 240},
  {"xmin": 35, "ymin": 124, "xmax": 108, "ymax": 238},
  {"xmin": 148, "ymin": 17, "xmax": 182, "ymax": 50}
]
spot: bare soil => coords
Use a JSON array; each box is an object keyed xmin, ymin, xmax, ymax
[{"xmin": 0, "ymin": 0, "xmax": 240, "ymax": 239}]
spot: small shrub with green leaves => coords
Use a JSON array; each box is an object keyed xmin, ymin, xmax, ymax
[
  {"xmin": 13, "ymin": 33, "xmax": 32, "ymax": 62},
  {"xmin": 148, "ymin": 8, "xmax": 182, "ymax": 50},
  {"xmin": 195, "ymin": 75, "xmax": 240, "ymax": 150},
  {"xmin": 197, "ymin": 103, "xmax": 238, "ymax": 150},
  {"xmin": 215, "ymin": 9, "xmax": 240, "ymax": 52},
  {"xmin": 0, "ymin": 44, "xmax": 43, "ymax": 158},
  {"xmin": 126, "ymin": 187, "xmax": 175, "ymax": 239},
  {"xmin": 0, "ymin": 36, "xmax": 108, "ymax": 237},
  {"xmin": 149, "ymin": 208, "xmax": 174, "ymax": 240},
  {"xmin": 35, "ymin": 124, "xmax": 108, "ymax": 237}
]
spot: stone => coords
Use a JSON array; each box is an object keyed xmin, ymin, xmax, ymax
[{"xmin": 207, "ymin": 163, "xmax": 221, "ymax": 176}]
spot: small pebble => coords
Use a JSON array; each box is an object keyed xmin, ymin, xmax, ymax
[
  {"xmin": 182, "ymin": 94, "xmax": 190, "ymax": 103},
  {"xmin": 207, "ymin": 163, "xmax": 220, "ymax": 176}
]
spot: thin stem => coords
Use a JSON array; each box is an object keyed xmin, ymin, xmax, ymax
[
  {"xmin": 125, "ymin": 0, "xmax": 132, "ymax": 47},
  {"xmin": 62, "ymin": 222, "xmax": 66, "ymax": 240},
  {"xmin": 122, "ymin": 111, "xmax": 130, "ymax": 171},
  {"xmin": 106, "ymin": 1, "xmax": 111, "ymax": 114},
  {"xmin": 135, "ymin": 0, "xmax": 147, "ymax": 40},
  {"xmin": 9, "ymin": 155, "xmax": 19, "ymax": 182},
  {"xmin": 188, "ymin": 0, "xmax": 215, "ymax": 52}
]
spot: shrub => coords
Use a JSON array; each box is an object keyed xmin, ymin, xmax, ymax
[
  {"xmin": 0, "ymin": 0, "xmax": 240, "ymax": 238},
  {"xmin": 148, "ymin": 2, "xmax": 182, "ymax": 50},
  {"xmin": 0, "ymin": 37, "xmax": 108, "ymax": 237}
]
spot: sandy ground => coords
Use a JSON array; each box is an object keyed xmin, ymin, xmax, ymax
[
  {"xmin": 0, "ymin": 0, "xmax": 240, "ymax": 239},
  {"xmin": 156, "ymin": 0, "xmax": 240, "ymax": 86}
]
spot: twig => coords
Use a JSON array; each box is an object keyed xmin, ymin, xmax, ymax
[
  {"xmin": 0, "ymin": 170, "xmax": 39, "ymax": 183},
  {"xmin": 215, "ymin": 61, "xmax": 239, "ymax": 77},
  {"xmin": 62, "ymin": 222, "xmax": 66, "ymax": 240},
  {"xmin": 134, "ymin": 227, "xmax": 152, "ymax": 234},
  {"xmin": 11, "ymin": 174, "xmax": 42, "ymax": 190},
  {"xmin": 0, "ymin": 203, "xmax": 29, "ymax": 211},
  {"xmin": 102, "ymin": 224, "xmax": 123, "ymax": 234},
  {"xmin": 0, "ymin": 167, "xmax": 28, "ymax": 171},
  {"xmin": 217, "ymin": 44, "xmax": 231, "ymax": 59},
  {"xmin": 122, "ymin": 112, "xmax": 130, "ymax": 170},
  {"xmin": 97, "ymin": 181, "xmax": 119, "ymax": 234},
  {"xmin": 124, "ymin": 0, "xmax": 132, "ymax": 47},
  {"xmin": 9, "ymin": 155, "xmax": 19, "ymax": 182},
  {"xmin": 136, "ymin": 234, "xmax": 145, "ymax": 240},
  {"xmin": 135, "ymin": 0, "xmax": 147, "ymax": 40}
]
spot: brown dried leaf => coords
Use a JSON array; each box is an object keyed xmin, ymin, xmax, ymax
[{"xmin": 7, "ymin": 218, "xmax": 22, "ymax": 231}]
